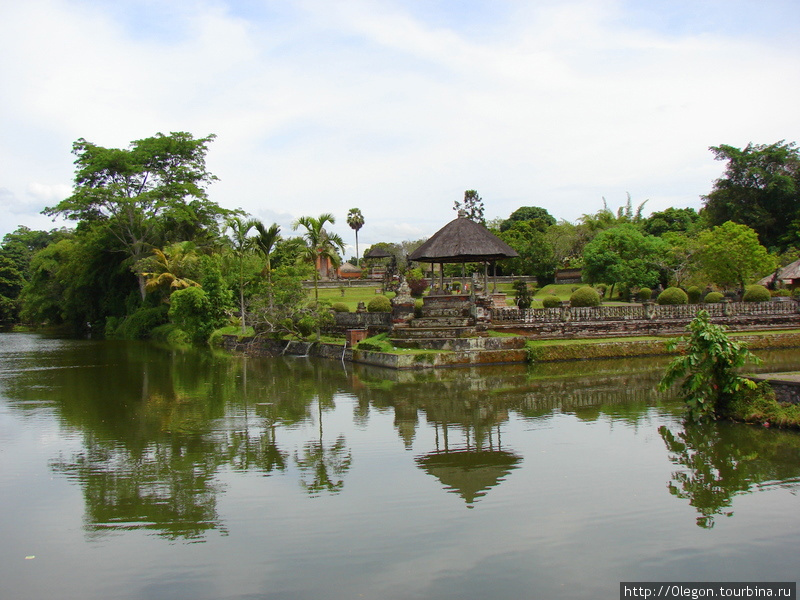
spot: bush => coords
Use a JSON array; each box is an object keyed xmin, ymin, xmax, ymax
[
  {"xmin": 686, "ymin": 286, "xmax": 702, "ymax": 304},
  {"xmin": 367, "ymin": 295, "xmax": 392, "ymax": 312},
  {"xmin": 595, "ymin": 284, "xmax": 607, "ymax": 298},
  {"xmin": 169, "ymin": 287, "xmax": 214, "ymax": 344},
  {"xmin": 793, "ymin": 288, "xmax": 800, "ymax": 298},
  {"xmin": 742, "ymin": 284, "xmax": 771, "ymax": 303},
  {"xmin": 513, "ymin": 280, "xmax": 532, "ymax": 309},
  {"xmin": 656, "ymin": 287, "xmax": 688, "ymax": 305},
  {"xmin": 331, "ymin": 302, "xmax": 350, "ymax": 313},
  {"xmin": 542, "ymin": 295, "xmax": 561, "ymax": 308},
  {"xmin": 570, "ymin": 286, "xmax": 601, "ymax": 307},
  {"xmin": 118, "ymin": 306, "xmax": 169, "ymax": 339},
  {"xmin": 637, "ymin": 287, "xmax": 652, "ymax": 302},
  {"xmin": 659, "ymin": 310, "xmax": 760, "ymax": 420},
  {"xmin": 704, "ymin": 291, "xmax": 725, "ymax": 303}
]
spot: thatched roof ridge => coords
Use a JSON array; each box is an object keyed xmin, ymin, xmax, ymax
[
  {"xmin": 409, "ymin": 216, "xmax": 519, "ymax": 263},
  {"xmin": 364, "ymin": 247, "xmax": 392, "ymax": 259},
  {"xmin": 758, "ymin": 257, "xmax": 800, "ymax": 286}
]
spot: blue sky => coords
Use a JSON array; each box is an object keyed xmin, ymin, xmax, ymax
[{"xmin": 1, "ymin": 0, "xmax": 799, "ymax": 257}]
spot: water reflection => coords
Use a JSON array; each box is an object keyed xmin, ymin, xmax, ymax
[
  {"xmin": 659, "ymin": 422, "xmax": 800, "ymax": 528},
  {"xmin": 4, "ymin": 334, "xmax": 800, "ymax": 544}
]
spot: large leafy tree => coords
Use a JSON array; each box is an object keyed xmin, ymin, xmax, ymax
[
  {"xmin": 499, "ymin": 206, "xmax": 556, "ymax": 232},
  {"xmin": 44, "ymin": 132, "xmax": 229, "ymax": 298},
  {"xmin": 696, "ymin": 221, "xmax": 775, "ymax": 291},
  {"xmin": 346, "ymin": 208, "xmax": 364, "ymax": 266},
  {"xmin": 293, "ymin": 214, "xmax": 345, "ymax": 302},
  {"xmin": 702, "ymin": 141, "xmax": 800, "ymax": 251},
  {"xmin": 581, "ymin": 224, "xmax": 665, "ymax": 294},
  {"xmin": 497, "ymin": 221, "xmax": 557, "ymax": 281}
]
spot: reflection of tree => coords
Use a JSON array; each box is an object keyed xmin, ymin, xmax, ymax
[
  {"xmin": 295, "ymin": 394, "xmax": 352, "ymax": 496},
  {"xmin": 659, "ymin": 422, "xmax": 800, "ymax": 528},
  {"xmin": 50, "ymin": 435, "xmax": 225, "ymax": 541}
]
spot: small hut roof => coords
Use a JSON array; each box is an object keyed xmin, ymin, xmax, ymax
[
  {"xmin": 338, "ymin": 262, "xmax": 361, "ymax": 273},
  {"xmin": 409, "ymin": 216, "xmax": 519, "ymax": 263},
  {"xmin": 758, "ymin": 258, "xmax": 800, "ymax": 286},
  {"xmin": 364, "ymin": 247, "xmax": 392, "ymax": 259}
]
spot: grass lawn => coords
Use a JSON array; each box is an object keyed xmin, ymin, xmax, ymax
[{"xmin": 313, "ymin": 285, "xmax": 395, "ymax": 311}]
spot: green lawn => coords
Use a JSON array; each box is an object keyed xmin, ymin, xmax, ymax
[{"xmin": 313, "ymin": 285, "xmax": 395, "ymax": 311}]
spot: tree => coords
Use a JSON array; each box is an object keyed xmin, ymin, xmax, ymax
[
  {"xmin": 134, "ymin": 241, "xmax": 201, "ymax": 302},
  {"xmin": 292, "ymin": 214, "xmax": 345, "ymax": 302},
  {"xmin": 581, "ymin": 224, "xmax": 665, "ymax": 295},
  {"xmin": 0, "ymin": 256, "xmax": 24, "ymax": 323},
  {"xmin": 225, "ymin": 216, "xmax": 259, "ymax": 335},
  {"xmin": 253, "ymin": 222, "xmax": 282, "ymax": 309},
  {"xmin": 696, "ymin": 221, "xmax": 775, "ymax": 291},
  {"xmin": 44, "ymin": 132, "xmax": 228, "ymax": 298},
  {"xmin": 642, "ymin": 207, "xmax": 699, "ymax": 237},
  {"xmin": 454, "ymin": 190, "xmax": 485, "ymax": 225},
  {"xmin": 659, "ymin": 311, "xmax": 760, "ymax": 421},
  {"xmin": 702, "ymin": 141, "xmax": 800, "ymax": 251},
  {"xmin": 346, "ymin": 208, "xmax": 364, "ymax": 266},
  {"xmin": 497, "ymin": 221, "xmax": 557, "ymax": 281},
  {"xmin": 499, "ymin": 206, "xmax": 556, "ymax": 232}
]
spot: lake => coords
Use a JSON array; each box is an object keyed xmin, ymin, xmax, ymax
[{"xmin": 1, "ymin": 332, "xmax": 799, "ymax": 599}]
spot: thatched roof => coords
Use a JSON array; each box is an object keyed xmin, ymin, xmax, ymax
[
  {"xmin": 758, "ymin": 258, "xmax": 800, "ymax": 286},
  {"xmin": 364, "ymin": 247, "xmax": 392, "ymax": 259},
  {"xmin": 338, "ymin": 262, "xmax": 361, "ymax": 273},
  {"xmin": 409, "ymin": 216, "xmax": 519, "ymax": 263}
]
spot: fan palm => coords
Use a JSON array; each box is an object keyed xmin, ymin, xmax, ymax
[{"xmin": 346, "ymin": 208, "xmax": 364, "ymax": 267}]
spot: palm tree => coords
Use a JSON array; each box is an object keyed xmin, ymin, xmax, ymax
[
  {"xmin": 346, "ymin": 208, "xmax": 364, "ymax": 267},
  {"xmin": 225, "ymin": 216, "xmax": 259, "ymax": 335},
  {"xmin": 253, "ymin": 222, "xmax": 281, "ymax": 309},
  {"xmin": 292, "ymin": 213, "xmax": 345, "ymax": 302},
  {"xmin": 135, "ymin": 241, "xmax": 201, "ymax": 302}
]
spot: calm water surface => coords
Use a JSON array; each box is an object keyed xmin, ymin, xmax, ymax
[{"xmin": 1, "ymin": 332, "xmax": 800, "ymax": 599}]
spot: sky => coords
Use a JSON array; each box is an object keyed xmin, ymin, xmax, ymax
[{"xmin": 1, "ymin": 0, "xmax": 799, "ymax": 258}]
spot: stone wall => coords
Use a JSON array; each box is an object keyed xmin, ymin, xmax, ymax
[
  {"xmin": 492, "ymin": 300, "xmax": 800, "ymax": 339},
  {"xmin": 332, "ymin": 312, "xmax": 392, "ymax": 332}
]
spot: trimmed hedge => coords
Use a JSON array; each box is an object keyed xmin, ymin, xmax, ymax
[
  {"xmin": 636, "ymin": 287, "xmax": 652, "ymax": 302},
  {"xmin": 704, "ymin": 291, "xmax": 725, "ymax": 303},
  {"xmin": 367, "ymin": 295, "xmax": 392, "ymax": 312},
  {"xmin": 742, "ymin": 284, "xmax": 770, "ymax": 303},
  {"xmin": 331, "ymin": 302, "xmax": 350, "ymax": 313},
  {"xmin": 656, "ymin": 287, "xmax": 688, "ymax": 305},
  {"xmin": 541, "ymin": 295, "xmax": 561, "ymax": 308},
  {"xmin": 569, "ymin": 286, "xmax": 601, "ymax": 307},
  {"xmin": 686, "ymin": 286, "xmax": 702, "ymax": 304}
]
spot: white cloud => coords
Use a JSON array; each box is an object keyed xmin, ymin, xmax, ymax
[{"xmin": 1, "ymin": 0, "xmax": 799, "ymax": 243}]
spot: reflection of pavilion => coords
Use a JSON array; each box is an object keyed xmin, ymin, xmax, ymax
[{"xmin": 415, "ymin": 422, "xmax": 521, "ymax": 508}]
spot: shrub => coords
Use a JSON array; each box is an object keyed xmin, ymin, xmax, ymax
[
  {"xmin": 331, "ymin": 302, "xmax": 350, "ymax": 313},
  {"xmin": 637, "ymin": 287, "xmax": 652, "ymax": 302},
  {"xmin": 513, "ymin": 280, "xmax": 532, "ymax": 309},
  {"xmin": 367, "ymin": 295, "xmax": 392, "ymax": 312},
  {"xmin": 659, "ymin": 310, "xmax": 760, "ymax": 420},
  {"xmin": 119, "ymin": 306, "xmax": 169, "ymax": 339},
  {"xmin": 595, "ymin": 284, "xmax": 607, "ymax": 298},
  {"xmin": 570, "ymin": 286, "xmax": 601, "ymax": 307},
  {"xmin": 773, "ymin": 288, "xmax": 790, "ymax": 297},
  {"xmin": 169, "ymin": 286, "xmax": 214, "ymax": 344},
  {"xmin": 704, "ymin": 291, "xmax": 725, "ymax": 304},
  {"xmin": 742, "ymin": 284, "xmax": 771, "ymax": 303},
  {"xmin": 542, "ymin": 295, "xmax": 561, "ymax": 308},
  {"xmin": 793, "ymin": 288, "xmax": 800, "ymax": 298},
  {"xmin": 686, "ymin": 286, "xmax": 702, "ymax": 304},
  {"xmin": 656, "ymin": 287, "xmax": 688, "ymax": 305}
]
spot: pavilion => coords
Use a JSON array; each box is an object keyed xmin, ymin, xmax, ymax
[{"xmin": 408, "ymin": 212, "xmax": 518, "ymax": 296}]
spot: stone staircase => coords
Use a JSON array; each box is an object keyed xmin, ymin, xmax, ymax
[{"xmin": 391, "ymin": 295, "xmax": 481, "ymax": 346}]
